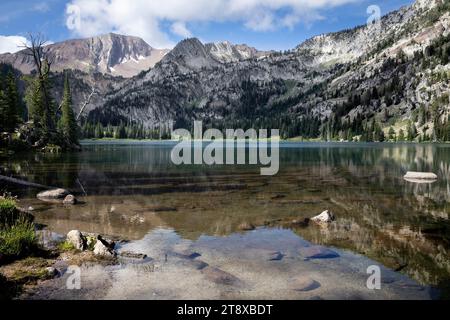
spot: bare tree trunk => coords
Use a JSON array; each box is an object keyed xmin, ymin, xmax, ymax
[
  {"xmin": 76, "ymin": 88, "xmax": 96, "ymax": 121},
  {"xmin": 0, "ymin": 175, "xmax": 55, "ymax": 189}
]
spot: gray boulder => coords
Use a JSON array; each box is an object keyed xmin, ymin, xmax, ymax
[
  {"xmin": 93, "ymin": 236, "xmax": 116, "ymax": 257},
  {"xmin": 37, "ymin": 188, "xmax": 69, "ymax": 200},
  {"xmin": 66, "ymin": 230, "xmax": 86, "ymax": 251}
]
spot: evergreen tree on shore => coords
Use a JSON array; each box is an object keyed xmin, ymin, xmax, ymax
[
  {"xmin": 59, "ymin": 73, "xmax": 78, "ymax": 146},
  {"xmin": 0, "ymin": 72, "xmax": 21, "ymax": 133}
]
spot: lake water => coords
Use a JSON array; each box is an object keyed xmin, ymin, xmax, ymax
[{"xmin": 2, "ymin": 141, "xmax": 450, "ymax": 299}]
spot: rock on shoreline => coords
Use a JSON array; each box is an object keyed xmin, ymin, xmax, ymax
[{"xmin": 310, "ymin": 210, "xmax": 335, "ymax": 224}]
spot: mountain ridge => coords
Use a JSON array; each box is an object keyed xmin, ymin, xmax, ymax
[
  {"xmin": 0, "ymin": 33, "xmax": 170, "ymax": 78},
  {"xmin": 84, "ymin": 0, "xmax": 450, "ymax": 143}
]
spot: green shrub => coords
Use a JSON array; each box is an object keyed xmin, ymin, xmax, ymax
[
  {"xmin": 0, "ymin": 218, "xmax": 37, "ymax": 258},
  {"xmin": 0, "ymin": 197, "xmax": 33, "ymax": 228},
  {"xmin": 0, "ymin": 198, "xmax": 17, "ymax": 227}
]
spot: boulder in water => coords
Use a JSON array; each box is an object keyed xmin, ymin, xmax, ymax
[
  {"xmin": 404, "ymin": 172, "xmax": 437, "ymax": 183},
  {"xmin": 37, "ymin": 188, "xmax": 69, "ymax": 200}
]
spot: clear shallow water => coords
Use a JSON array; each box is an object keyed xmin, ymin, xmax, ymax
[{"xmin": 1, "ymin": 142, "xmax": 450, "ymax": 297}]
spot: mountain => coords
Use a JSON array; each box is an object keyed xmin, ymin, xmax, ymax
[
  {"xmin": 161, "ymin": 38, "xmax": 221, "ymax": 72},
  {"xmin": 3, "ymin": 0, "xmax": 449, "ymax": 142},
  {"xmin": 205, "ymin": 41, "xmax": 272, "ymax": 63},
  {"xmin": 84, "ymin": 0, "xmax": 450, "ymax": 143},
  {"xmin": 0, "ymin": 33, "xmax": 169, "ymax": 78}
]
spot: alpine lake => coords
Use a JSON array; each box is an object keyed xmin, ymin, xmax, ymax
[{"xmin": 2, "ymin": 141, "xmax": 450, "ymax": 300}]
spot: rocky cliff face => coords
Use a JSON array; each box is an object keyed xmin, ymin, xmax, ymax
[
  {"xmin": 0, "ymin": 33, "xmax": 169, "ymax": 78},
  {"xmin": 205, "ymin": 41, "xmax": 272, "ymax": 63}
]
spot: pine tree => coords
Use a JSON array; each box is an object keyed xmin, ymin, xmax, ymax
[
  {"xmin": 0, "ymin": 72, "xmax": 21, "ymax": 133},
  {"xmin": 59, "ymin": 73, "xmax": 78, "ymax": 146},
  {"xmin": 0, "ymin": 90, "xmax": 9, "ymax": 132},
  {"xmin": 4, "ymin": 72, "xmax": 21, "ymax": 132},
  {"xmin": 25, "ymin": 61, "xmax": 56, "ymax": 142}
]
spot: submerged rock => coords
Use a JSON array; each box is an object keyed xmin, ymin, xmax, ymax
[
  {"xmin": 178, "ymin": 259, "xmax": 209, "ymax": 270},
  {"xmin": 311, "ymin": 210, "xmax": 335, "ymax": 224},
  {"xmin": 289, "ymin": 276, "xmax": 320, "ymax": 292},
  {"xmin": 201, "ymin": 267, "xmax": 240, "ymax": 286},
  {"xmin": 119, "ymin": 251, "xmax": 148, "ymax": 259},
  {"xmin": 63, "ymin": 195, "xmax": 77, "ymax": 205},
  {"xmin": 268, "ymin": 251, "xmax": 284, "ymax": 261},
  {"xmin": 168, "ymin": 250, "xmax": 201, "ymax": 260},
  {"xmin": 37, "ymin": 188, "xmax": 69, "ymax": 200},
  {"xmin": 66, "ymin": 230, "xmax": 86, "ymax": 251},
  {"xmin": 299, "ymin": 246, "xmax": 340, "ymax": 259}
]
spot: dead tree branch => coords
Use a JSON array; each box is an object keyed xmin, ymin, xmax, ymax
[{"xmin": 76, "ymin": 88, "xmax": 96, "ymax": 121}]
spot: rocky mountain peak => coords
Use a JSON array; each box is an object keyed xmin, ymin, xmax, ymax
[
  {"xmin": 162, "ymin": 38, "xmax": 220, "ymax": 71},
  {"xmin": 0, "ymin": 33, "xmax": 169, "ymax": 78}
]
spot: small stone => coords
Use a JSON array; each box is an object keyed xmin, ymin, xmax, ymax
[
  {"xmin": 28, "ymin": 206, "xmax": 34, "ymax": 211},
  {"xmin": 45, "ymin": 267, "xmax": 59, "ymax": 277},
  {"xmin": 63, "ymin": 194, "xmax": 77, "ymax": 205},
  {"xmin": 299, "ymin": 246, "xmax": 340, "ymax": 259},
  {"xmin": 268, "ymin": 251, "xmax": 284, "ymax": 261},
  {"xmin": 66, "ymin": 230, "xmax": 86, "ymax": 251},
  {"xmin": 289, "ymin": 276, "xmax": 320, "ymax": 292},
  {"xmin": 310, "ymin": 210, "xmax": 335, "ymax": 224},
  {"xmin": 238, "ymin": 222, "xmax": 255, "ymax": 231}
]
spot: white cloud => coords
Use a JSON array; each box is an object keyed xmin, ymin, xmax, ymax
[
  {"xmin": 66, "ymin": 0, "xmax": 361, "ymax": 48},
  {"xmin": 170, "ymin": 22, "xmax": 192, "ymax": 38},
  {"xmin": 0, "ymin": 35, "xmax": 29, "ymax": 54},
  {"xmin": 33, "ymin": 2, "xmax": 51, "ymax": 13}
]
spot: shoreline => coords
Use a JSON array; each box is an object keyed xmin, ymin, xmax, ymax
[{"xmin": 80, "ymin": 138, "xmax": 450, "ymax": 144}]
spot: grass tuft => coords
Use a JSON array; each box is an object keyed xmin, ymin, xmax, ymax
[
  {"xmin": 57, "ymin": 241, "xmax": 76, "ymax": 252},
  {"xmin": 0, "ymin": 218, "xmax": 38, "ymax": 258}
]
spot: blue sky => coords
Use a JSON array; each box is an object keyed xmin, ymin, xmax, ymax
[{"xmin": 0, "ymin": 0, "xmax": 414, "ymax": 53}]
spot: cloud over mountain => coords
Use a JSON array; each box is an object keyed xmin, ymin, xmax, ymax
[
  {"xmin": 0, "ymin": 35, "xmax": 28, "ymax": 54},
  {"xmin": 66, "ymin": 0, "xmax": 360, "ymax": 48}
]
